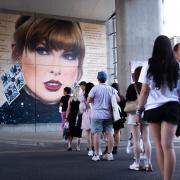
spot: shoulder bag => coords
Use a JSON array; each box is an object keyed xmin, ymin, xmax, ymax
[{"xmin": 124, "ymin": 84, "xmax": 139, "ymax": 113}]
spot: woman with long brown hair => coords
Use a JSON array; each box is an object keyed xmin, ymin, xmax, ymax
[{"xmin": 136, "ymin": 35, "xmax": 180, "ymax": 180}]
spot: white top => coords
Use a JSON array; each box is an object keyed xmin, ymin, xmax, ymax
[
  {"xmin": 138, "ymin": 62, "xmax": 180, "ymax": 110},
  {"xmin": 79, "ymin": 92, "xmax": 86, "ymax": 114},
  {"xmin": 88, "ymin": 84, "xmax": 116, "ymax": 119}
]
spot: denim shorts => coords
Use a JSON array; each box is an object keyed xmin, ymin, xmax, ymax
[
  {"xmin": 91, "ymin": 119, "xmax": 113, "ymax": 133},
  {"xmin": 127, "ymin": 113, "xmax": 148, "ymax": 126}
]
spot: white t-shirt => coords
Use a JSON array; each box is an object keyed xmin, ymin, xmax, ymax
[
  {"xmin": 88, "ymin": 84, "xmax": 117, "ymax": 119},
  {"xmin": 138, "ymin": 62, "xmax": 180, "ymax": 110}
]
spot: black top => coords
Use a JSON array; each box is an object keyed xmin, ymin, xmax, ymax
[
  {"xmin": 125, "ymin": 83, "xmax": 141, "ymax": 101},
  {"xmin": 59, "ymin": 95, "xmax": 70, "ymax": 112},
  {"xmin": 0, "ymin": 89, "xmax": 60, "ymax": 124},
  {"xmin": 125, "ymin": 84, "xmax": 137, "ymax": 101}
]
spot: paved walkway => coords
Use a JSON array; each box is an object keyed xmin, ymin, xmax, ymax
[
  {"xmin": 0, "ymin": 127, "xmax": 180, "ymax": 147},
  {"xmin": 0, "ymin": 130, "xmax": 130, "ymax": 149},
  {"xmin": 0, "ymin": 137, "xmax": 180, "ymax": 180},
  {"xmin": 0, "ymin": 128, "xmax": 180, "ymax": 180}
]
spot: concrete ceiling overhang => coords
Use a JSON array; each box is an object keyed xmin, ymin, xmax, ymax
[{"xmin": 0, "ymin": 0, "xmax": 115, "ymax": 23}]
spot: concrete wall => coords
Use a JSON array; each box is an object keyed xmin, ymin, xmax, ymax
[{"xmin": 115, "ymin": 0, "xmax": 164, "ymax": 140}]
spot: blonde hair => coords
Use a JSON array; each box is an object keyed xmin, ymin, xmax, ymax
[
  {"xmin": 12, "ymin": 16, "xmax": 85, "ymax": 80},
  {"xmin": 72, "ymin": 86, "xmax": 80, "ymax": 101}
]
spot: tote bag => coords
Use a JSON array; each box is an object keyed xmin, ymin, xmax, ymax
[
  {"xmin": 124, "ymin": 99, "xmax": 138, "ymax": 113},
  {"xmin": 111, "ymin": 89, "xmax": 122, "ymax": 122}
]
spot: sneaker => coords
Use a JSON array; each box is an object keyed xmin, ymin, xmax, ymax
[
  {"xmin": 129, "ymin": 162, "xmax": 140, "ymax": 171},
  {"xmin": 103, "ymin": 153, "xmax": 114, "ymax": 161},
  {"xmin": 88, "ymin": 150, "xmax": 94, "ymax": 157},
  {"xmin": 92, "ymin": 155, "xmax": 100, "ymax": 161}
]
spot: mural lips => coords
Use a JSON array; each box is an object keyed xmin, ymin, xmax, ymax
[{"xmin": 44, "ymin": 80, "xmax": 62, "ymax": 91}]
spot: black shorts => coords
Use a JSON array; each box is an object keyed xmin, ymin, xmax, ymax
[
  {"xmin": 143, "ymin": 102, "xmax": 179, "ymax": 125},
  {"xmin": 113, "ymin": 118, "xmax": 126, "ymax": 130}
]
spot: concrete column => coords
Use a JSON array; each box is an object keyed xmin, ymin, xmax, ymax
[
  {"xmin": 115, "ymin": 0, "xmax": 164, "ymax": 140},
  {"xmin": 115, "ymin": 0, "xmax": 164, "ymax": 94}
]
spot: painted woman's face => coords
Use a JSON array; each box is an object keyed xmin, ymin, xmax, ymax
[{"xmin": 21, "ymin": 45, "xmax": 78, "ymax": 104}]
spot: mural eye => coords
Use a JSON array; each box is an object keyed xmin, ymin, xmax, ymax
[
  {"xmin": 63, "ymin": 51, "xmax": 78, "ymax": 61},
  {"xmin": 35, "ymin": 47, "xmax": 49, "ymax": 55}
]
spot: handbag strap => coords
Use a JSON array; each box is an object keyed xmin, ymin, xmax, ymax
[{"xmin": 133, "ymin": 84, "xmax": 139, "ymax": 97}]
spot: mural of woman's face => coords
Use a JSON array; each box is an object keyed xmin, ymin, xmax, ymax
[{"xmin": 21, "ymin": 45, "xmax": 78, "ymax": 104}]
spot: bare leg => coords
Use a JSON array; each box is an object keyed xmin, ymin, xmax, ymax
[
  {"xmin": 114, "ymin": 129, "xmax": 120, "ymax": 147},
  {"xmin": 105, "ymin": 131, "xmax": 114, "ymax": 153},
  {"xmin": 141, "ymin": 124, "xmax": 152, "ymax": 165},
  {"xmin": 93, "ymin": 132, "xmax": 101, "ymax": 155},
  {"xmin": 76, "ymin": 138, "xmax": 81, "ymax": 151},
  {"xmin": 91, "ymin": 133, "xmax": 94, "ymax": 150},
  {"xmin": 150, "ymin": 123, "xmax": 164, "ymax": 176},
  {"xmin": 161, "ymin": 122, "xmax": 177, "ymax": 180},
  {"xmin": 112, "ymin": 129, "xmax": 120, "ymax": 154},
  {"xmin": 130, "ymin": 125, "xmax": 141, "ymax": 164},
  {"xmin": 86, "ymin": 129, "xmax": 91, "ymax": 149},
  {"xmin": 68, "ymin": 136, "xmax": 73, "ymax": 150}
]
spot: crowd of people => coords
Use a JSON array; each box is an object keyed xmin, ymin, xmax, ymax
[
  {"xmin": 59, "ymin": 35, "xmax": 180, "ymax": 180},
  {"xmin": 60, "ymin": 71, "xmax": 126, "ymax": 160}
]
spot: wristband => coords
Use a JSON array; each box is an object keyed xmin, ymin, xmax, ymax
[
  {"xmin": 136, "ymin": 109, "xmax": 144, "ymax": 116},
  {"xmin": 137, "ymin": 105, "xmax": 145, "ymax": 110}
]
